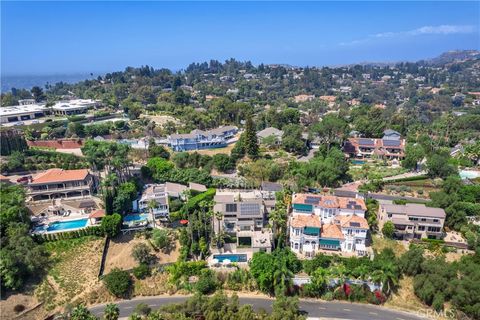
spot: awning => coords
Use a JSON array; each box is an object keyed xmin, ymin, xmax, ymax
[
  {"xmin": 304, "ymin": 227, "xmax": 320, "ymax": 235},
  {"xmin": 319, "ymin": 239, "xmax": 341, "ymax": 247}
]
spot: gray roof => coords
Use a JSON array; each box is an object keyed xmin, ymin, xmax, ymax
[
  {"xmin": 166, "ymin": 182, "xmax": 188, "ymax": 195},
  {"xmin": 261, "ymin": 181, "xmax": 283, "ymax": 192},
  {"xmin": 382, "ymin": 203, "xmax": 445, "ymax": 219},
  {"xmin": 189, "ymin": 182, "xmax": 207, "ymax": 192},
  {"xmin": 257, "ymin": 127, "xmax": 283, "ymax": 139},
  {"xmin": 383, "ymin": 129, "xmax": 401, "ymax": 136},
  {"xmin": 214, "ymin": 194, "xmax": 235, "ymax": 203}
]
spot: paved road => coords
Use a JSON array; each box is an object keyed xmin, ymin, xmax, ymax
[{"xmin": 90, "ymin": 295, "xmax": 428, "ymax": 320}]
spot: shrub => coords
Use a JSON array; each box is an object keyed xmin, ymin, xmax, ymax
[
  {"xmin": 382, "ymin": 221, "xmax": 395, "ymax": 239},
  {"xmin": 322, "ymin": 291, "xmax": 334, "ymax": 301},
  {"xmin": 13, "ymin": 304, "xmax": 25, "ymax": 313},
  {"xmin": 151, "ymin": 229, "xmax": 170, "ymax": 250},
  {"xmin": 134, "ymin": 303, "xmax": 151, "ymax": 316},
  {"xmin": 103, "ymin": 268, "xmax": 131, "ymax": 297},
  {"xmin": 195, "ymin": 270, "xmax": 217, "ymax": 294},
  {"xmin": 101, "ymin": 213, "xmax": 122, "ymax": 237},
  {"xmin": 133, "ymin": 263, "xmax": 151, "ymax": 279},
  {"xmin": 132, "ymin": 243, "xmax": 154, "ymax": 264}
]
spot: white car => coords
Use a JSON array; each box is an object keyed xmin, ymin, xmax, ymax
[{"xmin": 31, "ymin": 120, "xmax": 40, "ymax": 124}]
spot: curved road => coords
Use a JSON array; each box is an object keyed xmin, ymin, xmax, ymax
[{"xmin": 89, "ymin": 295, "xmax": 428, "ymax": 320}]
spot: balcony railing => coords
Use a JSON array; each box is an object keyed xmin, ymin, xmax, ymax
[{"xmin": 28, "ymin": 184, "xmax": 91, "ymax": 194}]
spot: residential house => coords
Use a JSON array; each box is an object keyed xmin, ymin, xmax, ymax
[
  {"xmin": 138, "ymin": 184, "xmax": 169, "ymax": 221},
  {"xmin": 378, "ymin": 203, "xmax": 446, "ymax": 240},
  {"xmin": 289, "ymin": 193, "xmax": 368, "ymax": 256},
  {"xmin": 213, "ymin": 191, "xmax": 273, "ymax": 253},
  {"xmin": 27, "ymin": 168, "xmax": 96, "ymax": 202},
  {"xmin": 342, "ymin": 129, "xmax": 406, "ymax": 160},
  {"xmin": 256, "ymin": 127, "xmax": 283, "ymax": 145},
  {"xmin": 168, "ymin": 126, "xmax": 238, "ymax": 151}
]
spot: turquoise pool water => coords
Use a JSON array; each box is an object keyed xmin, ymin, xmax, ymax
[
  {"xmin": 459, "ymin": 170, "xmax": 480, "ymax": 180},
  {"xmin": 213, "ymin": 254, "xmax": 248, "ymax": 263},
  {"xmin": 351, "ymin": 159, "xmax": 366, "ymax": 165},
  {"xmin": 36, "ymin": 219, "xmax": 88, "ymax": 232},
  {"xmin": 123, "ymin": 214, "xmax": 149, "ymax": 222}
]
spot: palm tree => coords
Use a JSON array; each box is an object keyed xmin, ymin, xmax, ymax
[
  {"xmin": 353, "ymin": 264, "xmax": 370, "ymax": 281},
  {"xmin": 311, "ymin": 267, "xmax": 331, "ymax": 294},
  {"xmin": 103, "ymin": 303, "xmax": 120, "ymax": 320},
  {"xmin": 371, "ymin": 262, "xmax": 398, "ymax": 295},
  {"xmin": 273, "ymin": 258, "xmax": 294, "ymax": 295},
  {"xmin": 269, "ymin": 208, "xmax": 286, "ymax": 249}
]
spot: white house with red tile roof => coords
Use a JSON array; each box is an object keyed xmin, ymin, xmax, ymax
[
  {"xmin": 27, "ymin": 168, "xmax": 95, "ymax": 202},
  {"xmin": 289, "ymin": 193, "xmax": 369, "ymax": 256}
]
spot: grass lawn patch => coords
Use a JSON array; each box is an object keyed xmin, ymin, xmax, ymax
[{"xmin": 371, "ymin": 234, "xmax": 407, "ymax": 257}]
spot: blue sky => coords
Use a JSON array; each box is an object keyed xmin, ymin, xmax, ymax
[{"xmin": 1, "ymin": 1, "xmax": 479, "ymax": 75}]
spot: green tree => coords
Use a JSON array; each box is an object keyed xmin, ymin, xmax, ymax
[
  {"xmin": 310, "ymin": 114, "xmax": 347, "ymax": 150},
  {"xmin": 145, "ymin": 157, "xmax": 175, "ymax": 181},
  {"xmin": 382, "ymin": 221, "xmax": 395, "ymax": 239},
  {"xmin": 244, "ymin": 116, "xmax": 259, "ymax": 159},
  {"xmin": 103, "ymin": 268, "xmax": 132, "ymax": 297},
  {"xmin": 101, "ymin": 213, "xmax": 122, "ymax": 238},
  {"xmin": 402, "ymin": 144, "xmax": 425, "ymax": 170},
  {"xmin": 426, "ymin": 150, "xmax": 457, "ymax": 179},
  {"xmin": 71, "ymin": 304, "xmax": 97, "ymax": 320},
  {"xmin": 399, "ymin": 245, "xmax": 424, "ymax": 276},
  {"xmin": 103, "ymin": 303, "xmax": 120, "ymax": 320},
  {"xmin": 31, "ymin": 86, "xmax": 45, "ymax": 102},
  {"xmin": 151, "ymin": 228, "xmax": 170, "ymax": 250},
  {"xmin": 132, "ymin": 243, "xmax": 154, "ymax": 265}
]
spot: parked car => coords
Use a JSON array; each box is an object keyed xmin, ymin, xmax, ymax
[{"xmin": 16, "ymin": 176, "xmax": 31, "ymax": 184}]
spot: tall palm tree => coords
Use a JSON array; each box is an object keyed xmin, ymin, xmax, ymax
[
  {"xmin": 269, "ymin": 208, "xmax": 286, "ymax": 250},
  {"xmin": 371, "ymin": 262, "xmax": 398, "ymax": 295},
  {"xmin": 103, "ymin": 303, "xmax": 120, "ymax": 320},
  {"xmin": 273, "ymin": 258, "xmax": 294, "ymax": 295}
]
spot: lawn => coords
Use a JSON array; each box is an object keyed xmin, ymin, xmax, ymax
[
  {"xmin": 371, "ymin": 234, "xmax": 407, "ymax": 257},
  {"xmin": 348, "ymin": 164, "xmax": 408, "ymax": 181},
  {"xmin": 34, "ymin": 236, "xmax": 104, "ymax": 312}
]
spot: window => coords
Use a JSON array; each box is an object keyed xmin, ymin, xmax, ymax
[
  {"xmin": 433, "ymin": 219, "xmax": 439, "ymax": 223},
  {"xmin": 294, "ymin": 243, "xmax": 299, "ymax": 250},
  {"xmin": 226, "ymin": 203, "xmax": 237, "ymax": 213},
  {"xmin": 295, "ymin": 228, "xmax": 300, "ymax": 236},
  {"xmin": 421, "ymin": 218, "xmax": 426, "ymax": 222},
  {"xmin": 418, "ymin": 226, "xmax": 425, "ymax": 231},
  {"xmin": 387, "ymin": 213, "xmax": 392, "ymax": 218}
]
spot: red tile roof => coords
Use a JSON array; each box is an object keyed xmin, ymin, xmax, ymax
[
  {"xmin": 334, "ymin": 214, "xmax": 369, "ymax": 229},
  {"xmin": 31, "ymin": 169, "xmax": 89, "ymax": 184},
  {"xmin": 321, "ymin": 223, "xmax": 344, "ymax": 240},
  {"xmin": 292, "ymin": 194, "xmax": 366, "ymax": 211},
  {"xmin": 89, "ymin": 209, "xmax": 105, "ymax": 219},
  {"xmin": 27, "ymin": 139, "xmax": 83, "ymax": 149},
  {"xmin": 290, "ymin": 214, "xmax": 321, "ymax": 228}
]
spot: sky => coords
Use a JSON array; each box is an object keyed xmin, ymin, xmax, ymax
[{"xmin": 1, "ymin": 1, "xmax": 479, "ymax": 75}]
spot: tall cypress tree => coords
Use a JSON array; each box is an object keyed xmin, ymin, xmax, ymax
[{"xmin": 244, "ymin": 116, "xmax": 259, "ymax": 159}]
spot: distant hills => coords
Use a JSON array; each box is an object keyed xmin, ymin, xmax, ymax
[
  {"xmin": 339, "ymin": 50, "xmax": 480, "ymax": 68},
  {"xmin": 419, "ymin": 50, "xmax": 480, "ymax": 66}
]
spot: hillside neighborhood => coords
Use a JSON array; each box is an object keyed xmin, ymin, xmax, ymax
[{"xmin": 1, "ymin": 48, "xmax": 480, "ymax": 320}]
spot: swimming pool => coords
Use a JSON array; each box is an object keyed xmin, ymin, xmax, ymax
[
  {"xmin": 123, "ymin": 214, "xmax": 149, "ymax": 222},
  {"xmin": 351, "ymin": 159, "xmax": 366, "ymax": 165},
  {"xmin": 459, "ymin": 170, "xmax": 480, "ymax": 180},
  {"xmin": 36, "ymin": 219, "xmax": 88, "ymax": 233},
  {"xmin": 213, "ymin": 254, "xmax": 248, "ymax": 263}
]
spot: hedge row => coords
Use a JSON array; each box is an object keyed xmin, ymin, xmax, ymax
[
  {"xmin": 34, "ymin": 226, "xmax": 104, "ymax": 243},
  {"xmin": 386, "ymin": 175, "xmax": 428, "ymax": 183},
  {"xmin": 184, "ymin": 188, "xmax": 216, "ymax": 212}
]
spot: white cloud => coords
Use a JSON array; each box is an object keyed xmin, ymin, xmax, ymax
[{"xmin": 339, "ymin": 24, "xmax": 476, "ymax": 46}]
